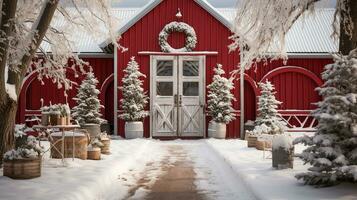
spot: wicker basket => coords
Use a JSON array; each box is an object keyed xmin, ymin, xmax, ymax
[
  {"xmin": 50, "ymin": 133, "xmax": 89, "ymax": 160},
  {"xmin": 101, "ymin": 138, "xmax": 110, "ymax": 155},
  {"xmin": 87, "ymin": 149, "xmax": 101, "ymax": 160},
  {"xmin": 247, "ymin": 136, "xmax": 258, "ymax": 147},
  {"xmin": 3, "ymin": 158, "xmax": 41, "ymax": 179}
]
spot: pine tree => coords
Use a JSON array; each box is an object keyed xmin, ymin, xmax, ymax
[
  {"xmin": 207, "ymin": 64, "xmax": 236, "ymax": 124},
  {"xmin": 254, "ymin": 81, "xmax": 286, "ymax": 134},
  {"xmin": 294, "ymin": 50, "xmax": 357, "ymax": 187},
  {"xmin": 72, "ymin": 71, "xmax": 103, "ymax": 125},
  {"xmin": 119, "ymin": 57, "xmax": 149, "ymax": 122}
]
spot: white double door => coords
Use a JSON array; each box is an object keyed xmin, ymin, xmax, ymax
[{"xmin": 151, "ymin": 56, "xmax": 205, "ymax": 137}]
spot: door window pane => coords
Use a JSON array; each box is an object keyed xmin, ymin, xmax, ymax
[
  {"xmin": 183, "ymin": 61, "xmax": 199, "ymax": 76},
  {"xmin": 157, "ymin": 61, "xmax": 173, "ymax": 76},
  {"xmin": 183, "ymin": 82, "xmax": 199, "ymax": 96},
  {"xmin": 157, "ymin": 82, "xmax": 173, "ymax": 96}
]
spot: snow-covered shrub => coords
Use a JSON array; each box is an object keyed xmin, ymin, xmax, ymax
[
  {"xmin": 294, "ymin": 50, "xmax": 357, "ymax": 187},
  {"xmin": 119, "ymin": 57, "xmax": 149, "ymax": 122},
  {"xmin": 254, "ymin": 81, "xmax": 286, "ymax": 135},
  {"xmin": 4, "ymin": 125, "xmax": 43, "ymax": 161},
  {"xmin": 207, "ymin": 64, "xmax": 236, "ymax": 124},
  {"xmin": 273, "ymin": 134, "xmax": 293, "ymax": 151},
  {"xmin": 72, "ymin": 71, "xmax": 104, "ymax": 125}
]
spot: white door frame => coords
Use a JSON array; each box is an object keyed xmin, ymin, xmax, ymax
[{"xmin": 150, "ymin": 55, "xmax": 206, "ymax": 138}]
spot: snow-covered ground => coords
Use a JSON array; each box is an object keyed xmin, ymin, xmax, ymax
[
  {"xmin": 206, "ymin": 136, "xmax": 357, "ymax": 200},
  {"xmin": 0, "ymin": 136, "xmax": 356, "ymax": 200},
  {"xmin": 0, "ymin": 139, "xmax": 167, "ymax": 200}
]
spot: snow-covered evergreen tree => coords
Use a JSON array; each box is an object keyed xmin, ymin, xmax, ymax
[
  {"xmin": 254, "ymin": 81, "xmax": 286, "ymax": 135},
  {"xmin": 72, "ymin": 71, "xmax": 103, "ymax": 125},
  {"xmin": 119, "ymin": 57, "xmax": 149, "ymax": 121},
  {"xmin": 207, "ymin": 64, "xmax": 236, "ymax": 124},
  {"xmin": 294, "ymin": 50, "xmax": 357, "ymax": 187}
]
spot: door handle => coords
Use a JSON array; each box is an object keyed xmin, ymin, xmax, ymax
[
  {"xmin": 179, "ymin": 95, "xmax": 182, "ymax": 107},
  {"xmin": 174, "ymin": 94, "xmax": 178, "ymax": 107}
]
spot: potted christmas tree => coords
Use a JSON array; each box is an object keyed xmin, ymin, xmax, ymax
[
  {"xmin": 207, "ymin": 64, "xmax": 236, "ymax": 139},
  {"xmin": 255, "ymin": 81, "xmax": 286, "ymax": 135},
  {"xmin": 247, "ymin": 81, "xmax": 287, "ymax": 148},
  {"xmin": 3, "ymin": 125, "xmax": 43, "ymax": 179},
  {"xmin": 119, "ymin": 57, "xmax": 149, "ymax": 139},
  {"xmin": 72, "ymin": 70, "xmax": 104, "ymax": 138}
]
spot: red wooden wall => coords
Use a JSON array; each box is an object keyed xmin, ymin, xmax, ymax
[
  {"xmin": 116, "ymin": 0, "xmax": 240, "ymax": 138},
  {"xmin": 16, "ymin": 57, "xmax": 114, "ymax": 126},
  {"xmin": 115, "ymin": 0, "xmax": 333, "ymax": 138}
]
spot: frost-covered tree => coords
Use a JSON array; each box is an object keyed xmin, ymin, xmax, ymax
[
  {"xmin": 207, "ymin": 64, "xmax": 236, "ymax": 124},
  {"xmin": 294, "ymin": 50, "xmax": 357, "ymax": 187},
  {"xmin": 254, "ymin": 81, "xmax": 286, "ymax": 135},
  {"xmin": 72, "ymin": 71, "xmax": 103, "ymax": 125},
  {"xmin": 0, "ymin": 0, "xmax": 121, "ymax": 164},
  {"xmin": 230, "ymin": 0, "xmax": 357, "ymax": 69},
  {"xmin": 119, "ymin": 57, "xmax": 149, "ymax": 122}
]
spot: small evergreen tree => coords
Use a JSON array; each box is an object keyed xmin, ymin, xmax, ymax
[
  {"xmin": 294, "ymin": 50, "xmax": 357, "ymax": 187},
  {"xmin": 72, "ymin": 71, "xmax": 103, "ymax": 125},
  {"xmin": 254, "ymin": 81, "xmax": 286, "ymax": 135},
  {"xmin": 119, "ymin": 57, "xmax": 149, "ymax": 121},
  {"xmin": 207, "ymin": 64, "xmax": 236, "ymax": 124}
]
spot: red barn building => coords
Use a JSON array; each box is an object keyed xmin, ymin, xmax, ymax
[{"xmin": 17, "ymin": 0, "xmax": 337, "ymax": 139}]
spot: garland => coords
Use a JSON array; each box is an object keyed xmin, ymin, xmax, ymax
[{"xmin": 158, "ymin": 21, "xmax": 197, "ymax": 52}]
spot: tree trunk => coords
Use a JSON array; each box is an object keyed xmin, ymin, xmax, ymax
[
  {"xmin": 339, "ymin": 0, "xmax": 357, "ymax": 54},
  {"xmin": 0, "ymin": 0, "xmax": 58, "ymax": 167},
  {"xmin": 0, "ymin": 98, "xmax": 17, "ymax": 167}
]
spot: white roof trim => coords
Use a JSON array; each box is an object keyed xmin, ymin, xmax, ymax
[
  {"xmin": 194, "ymin": 0, "xmax": 232, "ymax": 30},
  {"xmin": 99, "ymin": 0, "xmax": 232, "ymax": 49}
]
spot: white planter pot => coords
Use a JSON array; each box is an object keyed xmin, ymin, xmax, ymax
[
  {"xmin": 81, "ymin": 124, "xmax": 101, "ymax": 139},
  {"xmin": 208, "ymin": 121, "xmax": 217, "ymax": 138},
  {"xmin": 212, "ymin": 122, "xmax": 227, "ymax": 139},
  {"xmin": 125, "ymin": 121, "xmax": 144, "ymax": 139}
]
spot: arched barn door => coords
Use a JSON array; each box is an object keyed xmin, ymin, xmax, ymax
[
  {"xmin": 99, "ymin": 75, "xmax": 114, "ymax": 128},
  {"xmin": 228, "ymin": 74, "xmax": 258, "ymax": 138},
  {"xmin": 261, "ymin": 66, "xmax": 323, "ymax": 130},
  {"xmin": 244, "ymin": 80, "xmax": 257, "ymax": 122},
  {"xmin": 18, "ymin": 69, "xmax": 83, "ymax": 123}
]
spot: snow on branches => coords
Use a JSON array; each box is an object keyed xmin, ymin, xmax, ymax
[
  {"xmin": 294, "ymin": 49, "xmax": 357, "ymax": 187},
  {"xmin": 229, "ymin": 0, "xmax": 352, "ymax": 69},
  {"xmin": 119, "ymin": 57, "xmax": 149, "ymax": 122},
  {"xmin": 254, "ymin": 81, "xmax": 286, "ymax": 135},
  {"xmin": 72, "ymin": 71, "xmax": 104, "ymax": 125},
  {"xmin": 1, "ymin": 0, "xmax": 122, "ymax": 102},
  {"xmin": 207, "ymin": 64, "xmax": 236, "ymax": 124}
]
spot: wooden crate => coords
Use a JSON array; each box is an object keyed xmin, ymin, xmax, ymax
[
  {"xmin": 101, "ymin": 139, "xmax": 110, "ymax": 155},
  {"xmin": 3, "ymin": 158, "xmax": 41, "ymax": 179},
  {"xmin": 247, "ymin": 136, "xmax": 258, "ymax": 147},
  {"xmin": 87, "ymin": 150, "xmax": 101, "ymax": 160},
  {"xmin": 51, "ymin": 134, "xmax": 88, "ymax": 160}
]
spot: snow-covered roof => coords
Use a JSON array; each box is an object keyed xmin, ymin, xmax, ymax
[{"xmin": 42, "ymin": 5, "xmax": 338, "ymax": 55}]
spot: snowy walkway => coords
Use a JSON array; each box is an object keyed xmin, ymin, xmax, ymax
[{"xmin": 127, "ymin": 141, "xmax": 257, "ymax": 200}]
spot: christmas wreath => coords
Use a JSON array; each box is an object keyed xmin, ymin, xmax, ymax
[{"xmin": 158, "ymin": 21, "xmax": 197, "ymax": 52}]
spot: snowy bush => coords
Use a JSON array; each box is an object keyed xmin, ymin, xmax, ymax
[
  {"xmin": 119, "ymin": 57, "xmax": 149, "ymax": 122},
  {"xmin": 253, "ymin": 81, "xmax": 286, "ymax": 135},
  {"xmin": 273, "ymin": 134, "xmax": 293, "ymax": 151},
  {"xmin": 294, "ymin": 50, "xmax": 357, "ymax": 187},
  {"xmin": 207, "ymin": 64, "xmax": 236, "ymax": 124},
  {"xmin": 72, "ymin": 71, "xmax": 104, "ymax": 125},
  {"xmin": 4, "ymin": 125, "xmax": 43, "ymax": 161}
]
